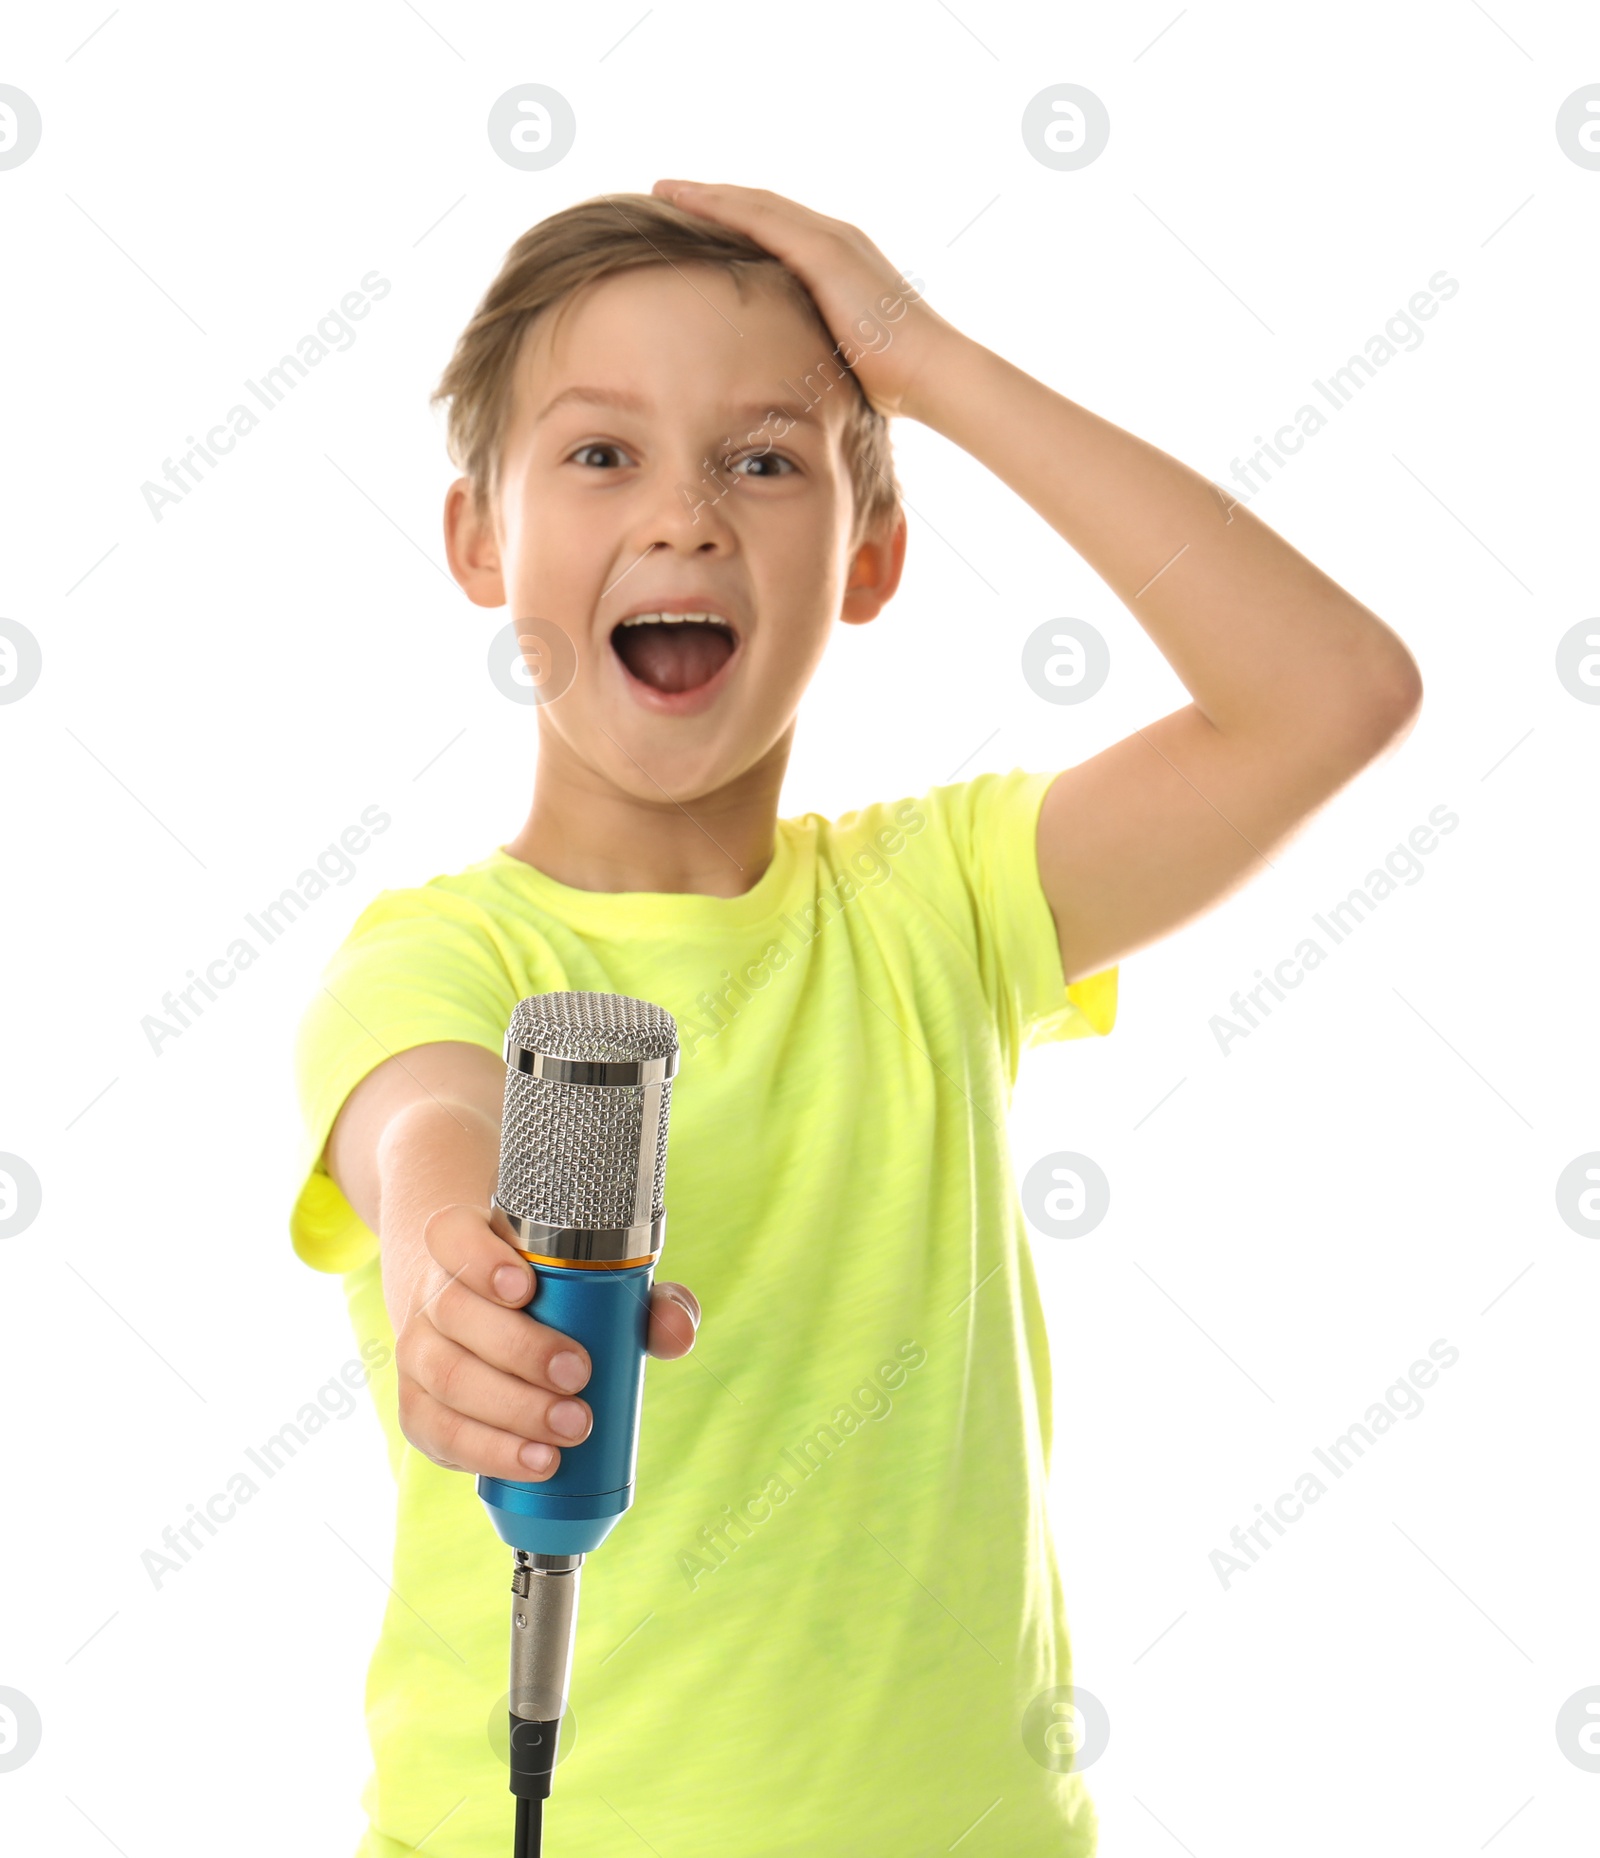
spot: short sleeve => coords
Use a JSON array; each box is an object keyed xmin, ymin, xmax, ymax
[
  {"xmin": 914, "ymin": 768, "xmax": 1118, "ymax": 1062},
  {"xmin": 290, "ymin": 886, "xmax": 521, "ymax": 1275}
]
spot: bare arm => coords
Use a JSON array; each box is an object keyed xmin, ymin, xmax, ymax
[
  {"xmin": 908, "ymin": 341, "xmax": 1423, "ymax": 983},
  {"xmin": 326, "ymin": 1039, "xmax": 700, "ymax": 1480}
]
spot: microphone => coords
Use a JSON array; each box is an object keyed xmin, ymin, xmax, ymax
[{"xmin": 477, "ymin": 991, "xmax": 679, "ymax": 1857}]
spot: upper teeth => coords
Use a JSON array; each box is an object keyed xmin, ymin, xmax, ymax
[{"xmin": 618, "ymin": 611, "xmax": 729, "ymax": 628}]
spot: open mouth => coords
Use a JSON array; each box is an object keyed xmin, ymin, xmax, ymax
[{"xmin": 610, "ymin": 612, "xmax": 738, "ymax": 695}]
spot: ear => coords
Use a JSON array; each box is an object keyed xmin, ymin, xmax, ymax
[
  {"xmin": 443, "ymin": 477, "xmax": 507, "ymax": 608},
  {"xmin": 840, "ymin": 512, "xmax": 908, "ymax": 626}
]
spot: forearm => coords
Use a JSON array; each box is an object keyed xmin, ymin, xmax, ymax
[
  {"xmin": 375, "ymin": 1098, "xmax": 502, "ymax": 1335},
  {"xmin": 908, "ymin": 335, "xmax": 1420, "ymax": 743}
]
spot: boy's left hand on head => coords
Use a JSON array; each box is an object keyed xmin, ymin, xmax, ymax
[{"xmin": 651, "ymin": 179, "xmax": 963, "ymax": 422}]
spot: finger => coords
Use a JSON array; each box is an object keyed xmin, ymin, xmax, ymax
[
  {"xmin": 655, "ymin": 179, "xmax": 790, "ymax": 212},
  {"xmin": 652, "ymin": 180, "xmax": 806, "ymax": 244},
  {"xmin": 647, "ymin": 1281, "xmax": 700, "ymax": 1360},
  {"xmin": 430, "ymin": 1276, "xmax": 593, "ymax": 1398},
  {"xmin": 654, "ymin": 178, "xmax": 719, "ymax": 204},
  {"xmin": 409, "ymin": 1327, "xmax": 593, "ymax": 1450},
  {"xmin": 405, "ymin": 1384, "xmax": 566, "ymax": 1483},
  {"xmin": 421, "ymin": 1203, "xmax": 535, "ymax": 1312}
]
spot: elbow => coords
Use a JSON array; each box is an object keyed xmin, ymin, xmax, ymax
[
  {"xmin": 1371, "ymin": 646, "xmax": 1423, "ymax": 743},
  {"xmin": 1332, "ymin": 638, "xmax": 1424, "ymax": 766}
]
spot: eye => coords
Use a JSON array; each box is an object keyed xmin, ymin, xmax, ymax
[
  {"xmin": 726, "ymin": 451, "xmax": 797, "ymax": 479},
  {"xmin": 570, "ymin": 442, "xmax": 632, "ymax": 469}
]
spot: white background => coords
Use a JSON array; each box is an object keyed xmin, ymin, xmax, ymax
[{"xmin": 1, "ymin": 3, "xmax": 1596, "ymax": 1854}]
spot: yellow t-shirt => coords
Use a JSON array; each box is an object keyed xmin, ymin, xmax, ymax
[{"xmin": 291, "ymin": 768, "xmax": 1117, "ymax": 1857}]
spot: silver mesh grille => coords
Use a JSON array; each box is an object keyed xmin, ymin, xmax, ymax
[
  {"xmin": 497, "ymin": 993, "xmax": 677, "ymax": 1229},
  {"xmin": 507, "ymin": 991, "xmax": 678, "ymax": 1064}
]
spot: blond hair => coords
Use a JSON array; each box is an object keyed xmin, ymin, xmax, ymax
[{"xmin": 430, "ymin": 192, "xmax": 901, "ymax": 551}]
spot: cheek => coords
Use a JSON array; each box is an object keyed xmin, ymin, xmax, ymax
[
  {"xmin": 750, "ymin": 603, "xmax": 836, "ymax": 695},
  {"xmin": 753, "ymin": 492, "xmax": 851, "ymax": 585},
  {"xmin": 508, "ymin": 501, "xmax": 606, "ymax": 598}
]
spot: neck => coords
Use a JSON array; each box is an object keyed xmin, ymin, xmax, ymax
[{"xmin": 502, "ymin": 726, "xmax": 790, "ymax": 898}]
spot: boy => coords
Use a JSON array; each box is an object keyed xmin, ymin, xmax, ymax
[{"xmin": 291, "ymin": 182, "xmax": 1421, "ymax": 1856}]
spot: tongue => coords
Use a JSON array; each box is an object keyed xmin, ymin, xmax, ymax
[{"xmin": 614, "ymin": 621, "xmax": 734, "ymax": 694}]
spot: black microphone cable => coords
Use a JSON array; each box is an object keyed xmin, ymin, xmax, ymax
[{"xmin": 514, "ymin": 1794, "xmax": 542, "ymax": 1858}]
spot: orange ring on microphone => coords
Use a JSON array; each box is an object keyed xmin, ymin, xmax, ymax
[{"xmin": 515, "ymin": 1248, "xmax": 659, "ymax": 1271}]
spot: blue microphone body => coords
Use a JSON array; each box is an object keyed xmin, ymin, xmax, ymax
[{"xmin": 478, "ymin": 1257, "xmax": 655, "ymax": 1557}]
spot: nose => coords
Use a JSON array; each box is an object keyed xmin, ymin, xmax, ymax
[{"xmin": 626, "ymin": 447, "xmax": 738, "ymax": 558}]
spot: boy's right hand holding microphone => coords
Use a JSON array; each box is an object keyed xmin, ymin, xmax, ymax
[{"xmin": 392, "ymin": 1201, "xmax": 701, "ymax": 1482}]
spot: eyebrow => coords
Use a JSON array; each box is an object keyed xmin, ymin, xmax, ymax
[{"xmin": 532, "ymin": 384, "xmax": 822, "ymax": 430}]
